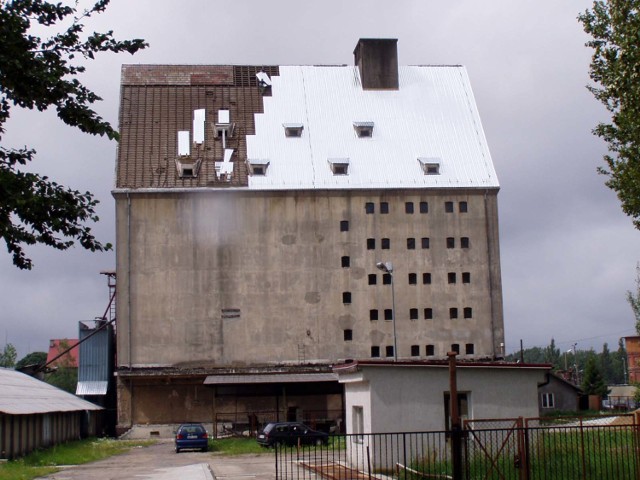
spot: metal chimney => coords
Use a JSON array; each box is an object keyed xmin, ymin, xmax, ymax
[{"xmin": 353, "ymin": 38, "xmax": 399, "ymax": 90}]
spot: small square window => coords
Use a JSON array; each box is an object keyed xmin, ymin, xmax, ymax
[
  {"xmin": 344, "ymin": 329, "xmax": 353, "ymax": 341},
  {"xmin": 405, "ymin": 202, "xmax": 414, "ymax": 214},
  {"xmin": 410, "ymin": 308, "xmax": 418, "ymax": 320},
  {"xmin": 418, "ymin": 158, "xmax": 441, "ymax": 175},
  {"xmin": 445, "ymin": 201, "xmax": 454, "ymax": 213},
  {"xmin": 353, "ymin": 122, "xmax": 374, "ymax": 138},
  {"xmin": 408, "ymin": 273, "xmax": 417, "ymax": 285},
  {"xmin": 385, "ymin": 345, "xmax": 394, "ymax": 357},
  {"xmin": 329, "ymin": 158, "xmax": 349, "ymax": 175},
  {"xmin": 371, "ymin": 346, "xmax": 380, "ymax": 358},
  {"xmin": 411, "ymin": 345, "xmax": 420, "ymax": 357},
  {"xmin": 407, "ymin": 238, "xmax": 415, "ymax": 250},
  {"xmin": 368, "ymin": 274, "xmax": 377, "ymax": 285},
  {"xmin": 365, "ymin": 202, "xmax": 375, "ymax": 214},
  {"xmin": 370, "ymin": 309, "xmax": 379, "ymax": 321},
  {"xmin": 465, "ymin": 343, "xmax": 474, "ymax": 355},
  {"xmin": 283, "ymin": 123, "xmax": 304, "ymax": 137},
  {"xmin": 380, "ymin": 202, "xmax": 389, "ymax": 214},
  {"xmin": 448, "ymin": 272, "xmax": 456, "ymax": 284},
  {"xmin": 420, "ymin": 201, "xmax": 429, "ymax": 213},
  {"xmin": 426, "ymin": 344, "xmax": 435, "ymax": 356},
  {"xmin": 451, "ymin": 343, "xmax": 460, "ymax": 354},
  {"xmin": 340, "ymin": 220, "xmax": 349, "ymax": 232},
  {"xmin": 464, "ymin": 307, "xmax": 473, "ymax": 319},
  {"xmin": 367, "ymin": 238, "xmax": 376, "ymax": 250},
  {"xmin": 459, "ymin": 201, "xmax": 468, "ymax": 213},
  {"xmin": 449, "ymin": 308, "xmax": 458, "ymax": 319},
  {"xmin": 383, "ymin": 273, "xmax": 391, "ymax": 285},
  {"xmin": 461, "ymin": 237, "xmax": 470, "ymax": 249},
  {"xmin": 423, "ymin": 273, "xmax": 432, "ymax": 285},
  {"xmin": 343, "ymin": 292, "xmax": 352, "ymax": 304},
  {"xmin": 251, "ymin": 166, "xmax": 265, "ymax": 176},
  {"xmin": 381, "ymin": 238, "xmax": 390, "ymax": 249},
  {"xmin": 421, "ymin": 237, "xmax": 430, "ymax": 249},
  {"xmin": 542, "ymin": 392, "xmax": 555, "ymax": 409},
  {"xmin": 424, "ymin": 308, "xmax": 433, "ymax": 319},
  {"xmin": 462, "ymin": 272, "xmax": 471, "ymax": 284},
  {"xmin": 341, "ymin": 256, "xmax": 350, "ymax": 268},
  {"xmin": 446, "ymin": 237, "xmax": 455, "ymax": 249},
  {"xmin": 384, "ymin": 309, "xmax": 393, "ymax": 320}
]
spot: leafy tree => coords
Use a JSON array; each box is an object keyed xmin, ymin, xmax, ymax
[
  {"xmin": 44, "ymin": 339, "xmax": 77, "ymax": 393},
  {"xmin": 582, "ymin": 353, "xmax": 610, "ymax": 397},
  {"xmin": 600, "ymin": 342, "xmax": 616, "ymax": 384},
  {"xmin": 0, "ymin": 343, "xmax": 17, "ymax": 367},
  {"xmin": 628, "ymin": 263, "xmax": 640, "ymax": 334},
  {"xmin": 0, "ymin": 0, "xmax": 147, "ymax": 269},
  {"xmin": 579, "ymin": 2, "xmax": 640, "ymax": 229},
  {"xmin": 544, "ymin": 338, "xmax": 561, "ymax": 369},
  {"xmin": 15, "ymin": 350, "xmax": 47, "ymax": 370}
]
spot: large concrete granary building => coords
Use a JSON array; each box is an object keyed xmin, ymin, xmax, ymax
[{"xmin": 113, "ymin": 39, "xmax": 504, "ymax": 434}]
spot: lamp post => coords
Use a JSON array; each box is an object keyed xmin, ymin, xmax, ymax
[{"xmin": 376, "ymin": 261, "xmax": 397, "ymax": 361}]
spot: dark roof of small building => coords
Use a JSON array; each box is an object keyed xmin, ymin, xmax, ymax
[{"xmin": 333, "ymin": 359, "xmax": 552, "ymax": 374}]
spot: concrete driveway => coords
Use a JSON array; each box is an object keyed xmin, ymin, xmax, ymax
[{"xmin": 37, "ymin": 440, "xmax": 276, "ymax": 480}]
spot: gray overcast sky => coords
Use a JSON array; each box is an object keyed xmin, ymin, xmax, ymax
[{"xmin": 1, "ymin": 0, "xmax": 637, "ymax": 359}]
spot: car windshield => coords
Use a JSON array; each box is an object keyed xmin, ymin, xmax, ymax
[{"xmin": 181, "ymin": 425, "xmax": 204, "ymax": 434}]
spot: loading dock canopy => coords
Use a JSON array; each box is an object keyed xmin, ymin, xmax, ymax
[{"xmin": 204, "ymin": 373, "xmax": 338, "ymax": 385}]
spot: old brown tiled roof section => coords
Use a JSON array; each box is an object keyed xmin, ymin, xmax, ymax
[{"xmin": 116, "ymin": 65, "xmax": 279, "ymax": 189}]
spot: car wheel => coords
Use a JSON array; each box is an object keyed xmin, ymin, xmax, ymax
[
  {"xmin": 175, "ymin": 447, "xmax": 180, "ymax": 454},
  {"xmin": 315, "ymin": 438, "xmax": 323, "ymax": 446},
  {"xmin": 202, "ymin": 447, "xmax": 207, "ymax": 452}
]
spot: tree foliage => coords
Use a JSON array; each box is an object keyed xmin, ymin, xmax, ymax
[
  {"xmin": 582, "ymin": 354, "xmax": 610, "ymax": 397},
  {"xmin": 0, "ymin": 0, "xmax": 146, "ymax": 269},
  {"xmin": 15, "ymin": 350, "xmax": 46, "ymax": 370},
  {"xmin": 0, "ymin": 343, "xmax": 17, "ymax": 367},
  {"xmin": 579, "ymin": 1, "xmax": 640, "ymax": 229}
]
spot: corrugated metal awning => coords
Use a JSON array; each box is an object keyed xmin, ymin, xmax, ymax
[
  {"xmin": 204, "ymin": 372, "xmax": 338, "ymax": 385},
  {"xmin": 76, "ymin": 381, "xmax": 108, "ymax": 396}
]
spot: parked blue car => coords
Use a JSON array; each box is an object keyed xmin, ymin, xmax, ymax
[{"xmin": 175, "ymin": 423, "xmax": 208, "ymax": 453}]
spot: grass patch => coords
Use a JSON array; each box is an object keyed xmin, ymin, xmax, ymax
[
  {"xmin": 209, "ymin": 437, "xmax": 267, "ymax": 455},
  {"xmin": 0, "ymin": 438, "xmax": 156, "ymax": 480}
]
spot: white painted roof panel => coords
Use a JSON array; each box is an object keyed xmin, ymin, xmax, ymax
[
  {"xmin": 247, "ymin": 65, "xmax": 498, "ymax": 190},
  {"xmin": 0, "ymin": 368, "xmax": 102, "ymax": 414}
]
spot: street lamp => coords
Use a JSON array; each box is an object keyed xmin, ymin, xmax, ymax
[{"xmin": 376, "ymin": 261, "xmax": 397, "ymax": 361}]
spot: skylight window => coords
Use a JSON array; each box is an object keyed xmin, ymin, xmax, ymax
[
  {"xmin": 283, "ymin": 123, "xmax": 304, "ymax": 137},
  {"xmin": 418, "ymin": 157, "xmax": 441, "ymax": 175},
  {"xmin": 247, "ymin": 158, "xmax": 270, "ymax": 176},
  {"xmin": 328, "ymin": 158, "xmax": 349, "ymax": 175},
  {"xmin": 353, "ymin": 121, "xmax": 374, "ymax": 138}
]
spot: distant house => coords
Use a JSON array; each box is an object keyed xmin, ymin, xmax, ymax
[
  {"xmin": 0, "ymin": 368, "xmax": 101, "ymax": 459},
  {"xmin": 624, "ymin": 335, "xmax": 640, "ymax": 383},
  {"xmin": 538, "ymin": 371, "xmax": 582, "ymax": 414},
  {"xmin": 46, "ymin": 339, "xmax": 79, "ymax": 368}
]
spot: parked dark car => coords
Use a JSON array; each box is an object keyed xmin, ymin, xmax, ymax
[
  {"xmin": 175, "ymin": 423, "xmax": 208, "ymax": 453},
  {"xmin": 257, "ymin": 422, "xmax": 329, "ymax": 447}
]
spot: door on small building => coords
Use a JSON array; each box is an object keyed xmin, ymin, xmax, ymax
[{"xmin": 287, "ymin": 406, "xmax": 301, "ymax": 422}]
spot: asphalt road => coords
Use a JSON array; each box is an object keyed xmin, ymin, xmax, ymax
[{"xmin": 36, "ymin": 440, "xmax": 276, "ymax": 480}]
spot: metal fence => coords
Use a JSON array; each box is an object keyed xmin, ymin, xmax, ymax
[
  {"xmin": 274, "ymin": 414, "xmax": 640, "ymax": 480},
  {"xmin": 214, "ymin": 410, "xmax": 343, "ymax": 438}
]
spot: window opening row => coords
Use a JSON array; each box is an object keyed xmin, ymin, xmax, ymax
[
  {"xmin": 362, "ymin": 201, "xmax": 467, "ymax": 215},
  {"xmin": 368, "ymin": 307, "xmax": 472, "ymax": 319},
  {"xmin": 363, "ymin": 237, "xmax": 470, "ymax": 250},
  {"xmin": 369, "ymin": 343, "xmax": 475, "ymax": 357},
  {"xmin": 366, "ymin": 272, "xmax": 470, "ymax": 285}
]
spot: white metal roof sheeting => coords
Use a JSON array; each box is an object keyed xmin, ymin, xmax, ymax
[
  {"xmin": 76, "ymin": 380, "xmax": 108, "ymax": 396},
  {"xmin": 247, "ymin": 65, "xmax": 498, "ymax": 190},
  {"xmin": 0, "ymin": 368, "xmax": 102, "ymax": 415}
]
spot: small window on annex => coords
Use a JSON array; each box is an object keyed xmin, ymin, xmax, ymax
[
  {"xmin": 424, "ymin": 308, "xmax": 433, "ymax": 319},
  {"xmin": 368, "ymin": 274, "xmax": 377, "ymax": 285},
  {"xmin": 405, "ymin": 202, "xmax": 414, "ymax": 214},
  {"xmin": 340, "ymin": 220, "xmax": 349, "ymax": 232},
  {"xmin": 444, "ymin": 392, "xmax": 469, "ymax": 429},
  {"xmin": 411, "ymin": 345, "xmax": 420, "ymax": 357},
  {"xmin": 353, "ymin": 405, "xmax": 365, "ymax": 443},
  {"xmin": 541, "ymin": 392, "xmax": 555, "ymax": 409},
  {"xmin": 344, "ymin": 329, "xmax": 353, "ymax": 341}
]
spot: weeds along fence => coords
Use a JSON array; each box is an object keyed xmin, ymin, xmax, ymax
[{"xmin": 274, "ymin": 414, "xmax": 640, "ymax": 480}]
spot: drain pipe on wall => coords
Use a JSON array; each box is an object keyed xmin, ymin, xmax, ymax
[{"xmin": 127, "ymin": 193, "xmax": 132, "ymax": 370}]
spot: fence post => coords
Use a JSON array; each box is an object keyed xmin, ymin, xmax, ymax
[
  {"xmin": 516, "ymin": 417, "xmax": 529, "ymax": 480},
  {"xmin": 448, "ymin": 352, "xmax": 463, "ymax": 480}
]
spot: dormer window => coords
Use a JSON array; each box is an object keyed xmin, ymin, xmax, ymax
[
  {"xmin": 175, "ymin": 158, "xmax": 202, "ymax": 178},
  {"xmin": 328, "ymin": 158, "xmax": 349, "ymax": 175},
  {"xmin": 418, "ymin": 157, "xmax": 441, "ymax": 175},
  {"xmin": 247, "ymin": 158, "xmax": 270, "ymax": 176},
  {"xmin": 283, "ymin": 123, "xmax": 304, "ymax": 137},
  {"xmin": 353, "ymin": 121, "xmax": 374, "ymax": 138}
]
